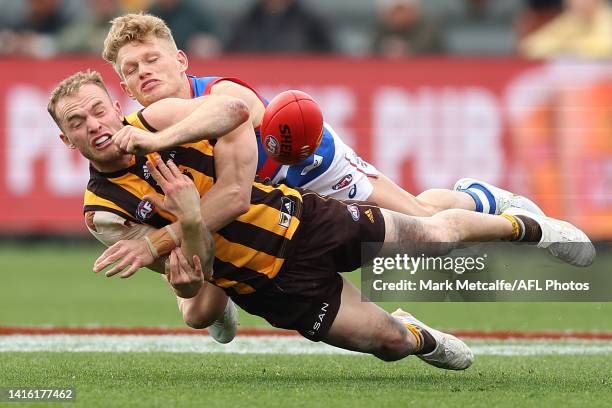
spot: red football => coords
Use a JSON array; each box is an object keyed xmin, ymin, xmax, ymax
[{"xmin": 260, "ymin": 90, "xmax": 324, "ymax": 165}]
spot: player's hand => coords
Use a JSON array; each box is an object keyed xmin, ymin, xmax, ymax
[
  {"xmin": 93, "ymin": 238, "xmax": 155, "ymax": 278},
  {"xmin": 143, "ymin": 157, "xmax": 202, "ymax": 224},
  {"xmin": 112, "ymin": 125, "xmax": 159, "ymax": 155},
  {"xmin": 166, "ymin": 247, "xmax": 205, "ymax": 298}
]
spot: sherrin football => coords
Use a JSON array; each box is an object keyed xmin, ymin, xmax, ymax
[{"xmin": 260, "ymin": 90, "xmax": 324, "ymax": 165}]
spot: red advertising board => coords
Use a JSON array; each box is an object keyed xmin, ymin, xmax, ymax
[{"xmin": 0, "ymin": 57, "xmax": 610, "ymax": 237}]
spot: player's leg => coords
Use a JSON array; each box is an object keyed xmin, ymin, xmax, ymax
[
  {"xmin": 381, "ymin": 207, "xmax": 595, "ymax": 266},
  {"xmin": 382, "ymin": 208, "xmax": 515, "ymax": 245},
  {"xmin": 175, "ymin": 281, "xmax": 239, "ymax": 344},
  {"xmin": 321, "ymin": 126, "xmax": 535, "ymax": 217},
  {"xmin": 367, "ymin": 173, "xmax": 476, "ymax": 216},
  {"xmin": 322, "ymin": 277, "xmax": 474, "ymax": 369},
  {"xmin": 321, "ymin": 277, "xmax": 416, "ymax": 361}
]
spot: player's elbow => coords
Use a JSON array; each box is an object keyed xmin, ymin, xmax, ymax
[
  {"xmin": 226, "ymin": 97, "xmax": 250, "ymax": 127},
  {"xmin": 236, "ymin": 189, "xmax": 251, "ymax": 216},
  {"xmin": 227, "ymin": 185, "xmax": 251, "ymax": 218}
]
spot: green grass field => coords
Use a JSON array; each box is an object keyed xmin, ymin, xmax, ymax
[
  {"xmin": 1, "ymin": 353, "xmax": 611, "ymax": 407},
  {"xmin": 1, "ymin": 242, "xmax": 612, "ymax": 407}
]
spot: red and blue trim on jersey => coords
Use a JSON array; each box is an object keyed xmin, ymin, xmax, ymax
[{"xmin": 188, "ymin": 75, "xmax": 335, "ymax": 187}]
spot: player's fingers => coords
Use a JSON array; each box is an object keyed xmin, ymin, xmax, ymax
[
  {"xmin": 120, "ymin": 263, "xmax": 140, "ymax": 279},
  {"xmin": 155, "ymin": 156, "xmax": 175, "ymax": 182},
  {"xmin": 104, "ymin": 257, "xmax": 132, "ymax": 277},
  {"xmin": 93, "ymin": 246, "xmax": 122, "ymax": 272},
  {"xmin": 113, "ymin": 128, "xmax": 131, "ymax": 151},
  {"xmin": 167, "ymin": 159, "xmax": 182, "ymax": 179},
  {"xmin": 168, "ymin": 248, "xmax": 179, "ymax": 279},
  {"xmin": 176, "ymin": 248, "xmax": 191, "ymax": 271},
  {"xmin": 192, "ymin": 255, "xmax": 204, "ymax": 277},
  {"xmin": 146, "ymin": 160, "xmax": 169, "ymax": 190}
]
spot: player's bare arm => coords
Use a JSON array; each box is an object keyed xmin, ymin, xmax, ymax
[
  {"xmin": 113, "ymin": 95, "xmax": 249, "ymax": 155},
  {"xmin": 210, "ymin": 80, "xmax": 266, "ymax": 128},
  {"xmin": 94, "ymin": 115, "xmax": 257, "ymax": 276},
  {"xmin": 143, "ymin": 157, "xmax": 214, "ymax": 275},
  {"xmin": 93, "ymin": 157, "xmax": 217, "ymax": 284},
  {"xmin": 198, "ymin": 119, "xmax": 258, "ymax": 232}
]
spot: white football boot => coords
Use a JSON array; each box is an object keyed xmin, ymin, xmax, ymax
[
  {"xmin": 454, "ymin": 178, "xmax": 545, "ymax": 216},
  {"xmin": 207, "ymin": 298, "xmax": 239, "ymax": 344},
  {"xmin": 391, "ymin": 309, "xmax": 474, "ymax": 371},
  {"xmin": 503, "ymin": 207, "xmax": 596, "ymax": 267}
]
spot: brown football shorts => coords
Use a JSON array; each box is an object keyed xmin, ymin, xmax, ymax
[{"xmin": 231, "ymin": 191, "xmax": 386, "ymax": 341}]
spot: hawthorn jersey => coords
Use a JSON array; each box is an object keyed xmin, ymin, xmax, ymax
[
  {"xmin": 188, "ymin": 75, "xmax": 379, "ymax": 201},
  {"xmin": 83, "ymin": 113, "xmax": 304, "ymax": 295}
]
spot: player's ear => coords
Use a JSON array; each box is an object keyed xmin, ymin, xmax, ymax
[
  {"xmin": 59, "ymin": 133, "xmax": 75, "ymax": 149},
  {"xmin": 113, "ymin": 100, "xmax": 123, "ymax": 116},
  {"xmin": 177, "ymin": 50, "xmax": 188, "ymax": 73},
  {"xmin": 119, "ymin": 81, "xmax": 136, "ymax": 100}
]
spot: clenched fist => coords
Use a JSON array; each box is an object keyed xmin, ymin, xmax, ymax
[{"xmin": 112, "ymin": 125, "xmax": 159, "ymax": 155}]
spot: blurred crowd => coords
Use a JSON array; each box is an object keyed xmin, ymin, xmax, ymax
[{"xmin": 0, "ymin": 0, "xmax": 610, "ymax": 59}]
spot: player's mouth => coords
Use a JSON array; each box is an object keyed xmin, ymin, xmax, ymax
[
  {"xmin": 141, "ymin": 79, "xmax": 160, "ymax": 92},
  {"xmin": 92, "ymin": 134, "xmax": 113, "ymax": 150}
]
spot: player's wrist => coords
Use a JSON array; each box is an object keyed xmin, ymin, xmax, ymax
[
  {"xmin": 144, "ymin": 226, "xmax": 181, "ymax": 259},
  {"xmin": 179, "ymin": 214, "xmax": 203, "ymax": 230}
]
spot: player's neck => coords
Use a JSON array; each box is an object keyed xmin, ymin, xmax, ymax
[
  {"xmin": 91, "ymin": 154, "xmax": 133, "ymax": 174},
  {"xmin": 181, "ymin": 75, "xmax": 194, "ymax": 99}
]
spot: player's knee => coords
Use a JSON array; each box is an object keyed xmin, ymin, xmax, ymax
[
  {"xmin": 413, "ymin": 193, "xmax": 442, "ymax": 216},
  {"xmin": 183, "ymin": 309, "xmax": 215, "ymax": 330},
  {"xmin": 373, "ymin": 320, "xmax": 414, "ymax": 362},
  {"xmin": 430, "ymin": 210, "xmax": 464, "ymax": 244}
]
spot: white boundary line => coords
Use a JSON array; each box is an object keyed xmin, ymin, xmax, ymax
[{"xmin": 2, "ymin": 335, "xmax": 612, "ymax": 355}]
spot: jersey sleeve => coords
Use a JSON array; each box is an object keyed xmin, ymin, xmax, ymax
[{"xmin": 85, "ymin": 210, "xmax": 156, "ymax": 247}]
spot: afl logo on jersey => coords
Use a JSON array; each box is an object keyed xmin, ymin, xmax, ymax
[
  {"xmin": 136, "ymin": 200, "xmax": 155, "ymax": 221},
  {"xmin": 347, "ymin": 204, "xmax": 360, "ymax": 221},
  {"xmin": 264, "ymin": 135, "xmax": 280, "ymax": 156},
  {"xmin": 332, "ymin": 174, "xmax": 353, "ymax": 191}
]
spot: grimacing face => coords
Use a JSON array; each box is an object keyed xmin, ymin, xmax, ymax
[
  {"xmin": 116, "ymin": 37, "xmax": 189, "ymax": 107},
  {"xmin": 57, "ymin": 83, "xmax": 128, "ymax": 172}
]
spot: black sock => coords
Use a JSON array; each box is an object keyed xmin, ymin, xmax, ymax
[
  {"xmin": 416, "ymin": 329, "xmax": 436, "ymax": 355},
  {"xmin": 515, "ymin": 215, "xmax": 543, "ymax": 242}
]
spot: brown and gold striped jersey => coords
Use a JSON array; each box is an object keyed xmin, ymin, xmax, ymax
[{"xmin": 83, "ymin": 112, "xmax": 304, "ymax": 294}]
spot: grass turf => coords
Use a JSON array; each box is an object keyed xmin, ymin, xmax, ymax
[
  {"xmin": 2, "ymin": 243, "xmax": 612, "ymax": 407},
  {"xmin": 0, "ymin": 352, "xmax": 611, "ymax": 408},
  {"xmin": 1, "ymin": 243, "xmax": 612, "ymax": 331}
]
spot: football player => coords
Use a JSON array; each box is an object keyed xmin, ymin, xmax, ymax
[
  {"xmin": 99, "ymin": 13, "xmax": 548, "ymax": 342},
  {"xmin": 47, "ymin": 71, "xmax": 594, "ymax": 369}
]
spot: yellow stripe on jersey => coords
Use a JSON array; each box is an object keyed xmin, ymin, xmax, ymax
[
  {"xmin": 108, "ymin": 172, "xmax": 177, "ymax": 222},
  {"xmin": 254, "ymin": 181, "xmax": 303, "ymax": 202},
  {"xmin": 181, "ymin": 141, "xmax": 215, "ymax": 156},
  {"xmin": 124, "ymin": 111, "xmax": 148, "ymax": 130},
  {"xmin": 176, "ymin": 164, "xmax": 215, "ymax": 196},
  {"xmin": 83, "ymin": 190, "xmax": 132, "ymax": 219},
  {"xmin": 214, "ymin": 234, "xmax": 286, "ymax": 279},
  {"xmin": 213, "ymin": 278, "xmax": 256, "ymax": 294},
  {"xmin": 237, "ymin": 203, "xmax": 300, "ymax": 240}
]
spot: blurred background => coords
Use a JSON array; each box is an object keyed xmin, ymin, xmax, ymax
[{"xmin": 0, "ymin": 0, "xmax": 611, "ymax": 329}]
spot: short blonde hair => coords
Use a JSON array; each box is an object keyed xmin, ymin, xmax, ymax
[
  {"xmin": 103, "ymin": 13, "xmax": 178, "ymax": 72},
  {"xmin": 47, "ymin": 70, "xmax": 110, "ymax": 128}
]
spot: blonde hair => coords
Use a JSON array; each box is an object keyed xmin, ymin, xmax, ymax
[
  {"xmin": 47, "ymin": 70, "xmax": 110, "ymax": 128},
  {"xmin": 103, "ymin": 13, "xmax": 178, "ymax": 72}
]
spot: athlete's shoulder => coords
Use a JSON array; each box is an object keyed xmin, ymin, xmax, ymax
[
  {"xmin": 123, "ymin": 110, "xmax": 157, "ymax": 132},
  {"xmin": 189, "ymin": 75, "xmax": 222, "ymax": 97}
]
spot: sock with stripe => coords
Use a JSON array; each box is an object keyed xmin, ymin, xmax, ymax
[
  {"xmin": 403, "ymin": 322, "xmax": 436, "ymax": 355},
  {"xmin": 501, "ymin": 214, "xmax": 543, "ymax": 242},
  {"xmin": 459, "ymin": 183, "xmax": 497, "ymax": 215}
]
